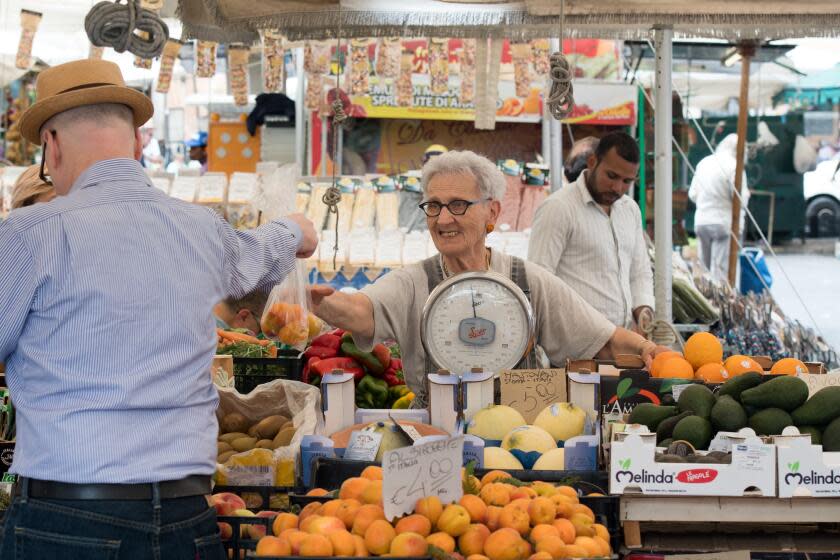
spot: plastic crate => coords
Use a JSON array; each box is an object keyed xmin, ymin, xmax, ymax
[
  {"xmin": 232, "ymin": 350, "xmax": 304, "ymax": 393},
  {"xmin": 310, "ymin": 457, "xmax": 373, "ymax": 490},
  {"xmin": 217, "ymin": 514, "xmax": 273, "ymax": 558},
  {"xmin": 212, "ymin": 485, "xmax": 297, "ymax": 511}
]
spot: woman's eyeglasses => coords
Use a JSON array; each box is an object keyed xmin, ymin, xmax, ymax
[
  {"xmin": 418, "ymin": 198, "xmax": 489, "ymax": 217},
  {"xmin": 38, "ymin": 130, "xmax": 57, "ymax": 186}
]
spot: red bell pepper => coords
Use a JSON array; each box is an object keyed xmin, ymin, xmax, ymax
[
  {"xmin": 304, "ymin": 345, "xmax": 338, "ymax": 361},
  {"xmin": 383, "ymin": 371, "xmax": 403, "ymax": 387},
  {"xmin": 389, "ymin": 358, "xmax": 402, "ymax": 372},
  {"xmin": 310, "ymin": 332, "xmax": 342, "ymax": 352},
  {"xmin": 302, "ymin": 356, "xmax": 321, "ymax": 385},
  {"xmin": 372, "ymin": 344, "xmax": 392, "ymax": 370},
  {"xmin": 311, "ymin": 356, "xmax": 364, "ymax": 382}
]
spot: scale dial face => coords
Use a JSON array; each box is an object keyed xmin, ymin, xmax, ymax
[{"xmin": 421, "ymin": 271, "xmax": 535, "ymax": 374}]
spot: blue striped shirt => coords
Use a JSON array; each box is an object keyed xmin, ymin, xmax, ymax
[{"xmin": 0, "ymin": 158, "xmax": 302, "ymax": 484}]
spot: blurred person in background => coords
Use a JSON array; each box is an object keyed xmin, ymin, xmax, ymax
[
  {"xmin": 140, "ymin": 125, "xmax": 163, "ymax": 170},
  {"xmin": 186, "ymin": 131, "xmax": 209, "ymax": 174},
  {"xmin": 11, "ymin": 164, "xmax": 56, "ymax": 209},
  {"xmin": 563, "ymin": 136, "xmax": 599, "ymax": 186}
]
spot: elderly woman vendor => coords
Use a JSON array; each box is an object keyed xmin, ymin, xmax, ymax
[{"xmin": 310, "ymin": 150, "xmax": 670, "ymax": 405}]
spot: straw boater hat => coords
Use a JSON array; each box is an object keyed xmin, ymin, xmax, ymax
[{"xmin": 19, "ymin": 59, "xmax": 153, "ymax": 145}]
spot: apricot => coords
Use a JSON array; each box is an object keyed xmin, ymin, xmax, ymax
[
  {"xmin": 460, "ymin": 494, "xmax": 488, "ymax": 523},
  {"xmin": 395, "ymin": 514, "xmax": 432, "ymax": 537},
  {"xmin": 426, "ymin": 531, "xmax": 456, "ymax": 553},
  {"xmin": 272, "ymin": 512, "xmax": 298, "ymax": 536},
  {"xmin": 255, "ymin": 536, "xmax": 291, "ymax": 557},
  {"xmin": 280, "ymin": 529, "xmax": 307, "ymax": 555},
  {"xmin": 437, "ymin": 504, "xmax": 471, "ymax": 537},
  {"xmin": 485, "ymin": 506, "xmax": 503, "ymax": 531},
  {"xmin": 480, "ymin": 470, "xmax": 511, "ymax": 486},
  {"xmin": 480, "ymin": 483, "xmax": 511, "ymax": 507},
  {"xmin": 360, "ymin": 480, "xmax": 383, "ymax": 505},
  {"xmin": 535, "ymin": 536, "xmax": 566, "ymax": 559},
  {"xmin": 458, "ymin": 524, "xmax": 491, "ymax": 557},
  {"xmin": 499, "ymin": 504, "xmax": 530, "ymax": 537},
  {"xmin": 352, "ymin": 504, "xmax": 386, "ymax": 536},
  {"xmin": 328, "ymin": 529, "xmax": 356, "ymax": 556},
  {"xmin": 483, "ymin": 528, "xmax": 527, "ymax": 560},
  {"xmin": 415, "ymin": 496, "xmax": 443, "ymax": 528},
  {"xmin": 352, "ymin": 534, "xmax": 369, "ymax": 557},
  {"xmin": 306, "ymin": 488, "xmax": 329, "ymax": 496},
  {"xmin": 390, "ymin": 531, "xmax": 429, "ymax": 556},
  {"xmin": 551, "ymin": 518, "xmax": 576, "ymax": 545},
  {"xmin": 299, "ymin": 533, "xmax": 333, "ymax": 557},
  {"xmin": 336, "ymin": 499, "xmax": 362, "ymax": 529},
  {"xmin": 529, "ymin": 524, "xmax": 559, "ymax": 543},
  {"xmin": 364, "ymin": 519, "xmax": 396, "ymax": 555},
  {"xmin": 340, "ymin": 477, "xmax": 371, "ymax": 501},
  {"xmin": 360, "ymin": 465, "xmax": 383, "ymax": 480}
]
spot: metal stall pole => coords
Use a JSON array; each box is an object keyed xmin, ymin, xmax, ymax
[
  {"xmin": 653, "ymin": 26, "xmax": 673, "ymax": 326},
  {"xmin": 549, "ymin": 38, "xmax": 563, "ymax": 192},
  {"xmin": 295, "ymin": 47, "xmax": 306, "ymax": 175}
]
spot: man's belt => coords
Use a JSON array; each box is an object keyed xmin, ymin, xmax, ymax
[{"xmin": 14, "ymin": 475, "xmax": 211, "ymax": 501}]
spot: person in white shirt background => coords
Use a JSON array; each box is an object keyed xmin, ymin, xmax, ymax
[
  {"xmin": 140, "ymin": 125, "xmax": 163, "ymax": 170},
  {"xmin": 688, "ymin": 133, "xmax": 750, "ymax": 282},
  {"xmin": 528, "ymin": 131, "xmax": 654, "ymax": 332}
]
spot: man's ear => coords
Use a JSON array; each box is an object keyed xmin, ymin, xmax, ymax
[
  {"xmin": 133, "ymin": 129, "xmax": 143, "ymax": 161},
  {"xmin": 236, "ymin": 309, "xmax": 252, "ymax": 321},
  {"xmin": 587, "ymin": 153, "xmax": 597, "ymax": 171}
]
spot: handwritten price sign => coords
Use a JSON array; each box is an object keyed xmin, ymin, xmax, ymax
[
  {"xmin": 382, "ymin": 436, "xmax": 464, "ymax": 521},
  {"xmin": 500, "ymin": 369, "xmax": 567, "ymax": 423}
]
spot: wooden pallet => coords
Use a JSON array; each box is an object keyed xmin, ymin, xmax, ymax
[{"xmin": 620, "ymin": 496, "xmax": 840, "ymax": 552}]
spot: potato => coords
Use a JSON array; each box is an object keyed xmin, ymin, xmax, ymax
[
  {"xmin": 273, "ymin": 427, "xmax": 297, "ymax": 448},
  {"xmin": 280, "ymin": 420, "xmax": 294, "ymax": 430},
  {"xmin": 252, "ymin": 415, "xmax": 288, "ymax": 439},
  {"xmin": 231, "ymin": 437, "xmax": 257, "ymax": 452},
  {"xmin": 255, "ymin": 439, "xmax": 276, "ymax": 449},
  {"xmin": 218, "ymin": 432, "xmax": 248, "ymax": 444},
  {"xmin": 217, "ymin": 450, "xmax": 237, "ymax": 464},
  {"xmin": 217, "ymin": 441, "xmax": 233, "ymax": 455},
  {"xmin": 220, "ymin": 413, "xmax": 250, "ymax": 434}
]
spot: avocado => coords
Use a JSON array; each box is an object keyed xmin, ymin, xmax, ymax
[
  {"xmin": 796, "ymin": 425, "xmax": 822, "ymax": 445},
  {"xmin": 710, "ymin": 395, "xmax": 748, "ymax": 433},
  {"xmin": 740, "ymin": 375, "xmax": 809, "ymax": 412},
  {"xmin": 823, "ymin": 417, "xmax": 840, "ymax": 452},
  {"xmin": 791, "ymin": 386, "xmax": 840, "ymax": 426},
  {"xmin": 748, "ymin": 408, "xmax": 793, "ymax": 436},
  {"xmin": 677, "ymin": 384, "xmax": 716, "ymax": 419},
  {"xmin": 627, "ymin": 403, "xmax": 678, "ymax": 431},
  {"xmin": 717, "ymin": 371, "xmax": 763, "ymax": 401},
  {"xmin": 672, "ymin": 416, "xmax": 713, "ymax": 450},
  {"xmin": 656, "ymin": 411, "xmax": 694, "ymax": 443}
]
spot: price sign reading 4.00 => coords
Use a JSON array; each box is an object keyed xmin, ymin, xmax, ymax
[{"xmin": 382, "ymin": 436, "xmax": 464, "ymax": 521}]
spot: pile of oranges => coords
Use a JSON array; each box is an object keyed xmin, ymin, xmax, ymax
[
  {"xmin": 254, "ymin": 466, "xmax": 611, "ymax": 559},
  {"xmin": 650, "ymin": 332, "xmax": 808, "ymax": 382}
]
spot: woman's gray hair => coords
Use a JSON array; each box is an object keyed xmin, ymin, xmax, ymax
[{"xmin": 421, "ymin": 150, "xmax": 507, "ymax": 201}]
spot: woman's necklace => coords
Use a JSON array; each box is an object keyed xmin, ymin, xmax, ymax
[{"xmin": 442, "ymin": 248, "xmax": 491, "ymax": 277}]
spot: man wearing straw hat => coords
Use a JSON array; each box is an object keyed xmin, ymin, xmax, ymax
[{"xmin": 0, "ymin": 59, "xmax": 317, "ymax": 558}]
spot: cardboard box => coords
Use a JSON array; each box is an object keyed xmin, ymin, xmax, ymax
[
  {"xmin": 610, "ymin": 427, "xmax": 776, "ymax": 496},
  {"xmin": 775, "ymin": 431, "xmax": 840, "ymax": 498}
]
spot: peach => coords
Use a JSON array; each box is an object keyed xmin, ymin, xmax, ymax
[
  {"xmin": 280, "ymin": 529, "xmax": 306, "ymax": 555},
  {"xmin": 529, "ymin": 524, "xmax": 559, "ymax": 543},
  {"xmin": 510, "ymin": 487, "xmax": 537, "ymax": 501},
  {"xmin": 460, "ymin": 494, "xmax": 488, "ymax": 523},
  {"xmin": 437, "ymin": 504, "xmax": 471, "ymax": 537},
  {"xmin": 458, "ymin": 524, "xmax": 491, "ymax": 557},
  {"xmin": 480, "ymin": 483, "xmax": 511, "ymax": 507},
  {"xmin": 414, "ymin": 496, "xmax": 443, "ymax": 528},
  {"xmin": 352, "ymin": 504, "xmax": 386, "ymax": 536},
  {"xmin": 217, "ymin": 522, "xmax": 233, "ymax": 540},
  {"xmin": 299, "ymin": 533, "xmax": 333, "ymax": 557},
  {"xmin": 328, "ymin": 529, "xmax": 356, "ymax": 556},
  {"xmin": 319, "ymin": 499, "xmax": 343, "ymax": 517},
  {"xmin": 485, "ymin": 506, "xmax": 503, "ymax": 531},
  {"xmin": 210, "ymin": 492, "xmax": 247, "ymax": 516},
  {"xmin": 364, "ymin": 519, "xmax": 396, "ymax": 555},
  {"xmin": 255, "ymin": 535, "xmax": 291, "ymax": 557},
  {"xmin": 360, "ymin": 480, "xmax": 383, "ymax": 505},
  {"xmin": 335, "ymin": 499, "xmax": 362, "ymax": 530},
  {"xmin": 390, "ymin": 531, "xmax": 429, "ymax": 556},
  {"xmin": 499, "ymin": 504, "xmax": 530, "ymax": 537},
  {"xmin": 483, "ymin": 528, "xmax": 527, "ymax": 560},
  {"xmin": 395, "ymin": 514, "xmax": 432, "ymax": 537},
  {"xmin": 535, "ymin": 536, "xmax": 566, "ymax": 559},
  {"xmin": 352, "ymin": 534, "xmax": 369, "ymax": 557},
  {"xmin": 528, "ymin": 497, "xmax": 556, "ymax": 526},
  {"xmin": 361, "ymin": 465, "xmax": 383, "ymax": 480},
  {"xmin": 551, "ymin": 519, "xmax": 576, "ymax": 545},
  {"xmin": 272, "ymin": 512, "xmax": 299, "ymax": 536},
  {"xmin": 480, "ymin": 470, "xmax": 511, "ymax": 486},
  {"xmin": 248, "ymin": 511, "xmax": 279, "ymax": 539},
  {"xmin": 426, "ymin": 531, "xmax": 456, "ymax": 553},
  {"xmin": 340, "ymin": 477, "xmax": 371, "ymax": 500}
]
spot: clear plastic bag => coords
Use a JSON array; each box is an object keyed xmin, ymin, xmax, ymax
[{"xmin": 260, "ymin": 264, "xmax": 325, "ymax": 351}]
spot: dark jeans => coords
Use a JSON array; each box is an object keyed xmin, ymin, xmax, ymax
[{"xmin": 0, "ymin": 483, "xmax": 224, "ymax": 560}]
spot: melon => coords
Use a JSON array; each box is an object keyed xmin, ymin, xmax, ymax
[
  {"xmin": 501, "ymin": 425, "xmax": 557, "ymax": 454},
  {"xmin": 533, "ymin": 402, "xmax": 587, "ymax": 443},
  {"xmin": 466, "ymin": 405, "xmax": 527, "ymax": 441},
  {"xmin": 363, "ymin": 420, "xmax": 412, "ymax": 462},
  {"xmin": 483, "ymin": 446, "xmax": 524, "ymax": 470},
  {"xmin": 532, "ymin": 448, "xmax": 566, "ymax": 470}
]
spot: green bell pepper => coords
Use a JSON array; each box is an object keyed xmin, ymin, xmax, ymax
[{"xmin": 357, "ymin": 375, "xmax": 389, "ymax": 408}]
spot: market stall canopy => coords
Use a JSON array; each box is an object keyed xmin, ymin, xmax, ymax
[
  {"xmin": 177, "ymin": 0, "xmax": 840, "ymax": 42},
  {"xmin": 774, "ymin": 63, "xmax": 840, "ymax": 108}
]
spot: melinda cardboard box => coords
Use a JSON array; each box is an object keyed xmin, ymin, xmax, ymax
[
  {"xmin": 775, "ymin": 429, "xmax": 840, "ymax": 498},
  {"xmin": 609, "ymin": 427, "xmax": 776, "ymax": 497}
]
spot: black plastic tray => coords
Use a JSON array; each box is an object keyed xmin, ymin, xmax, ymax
[
  {"xmin": 212, "ymin": 485, "xmax": 297, "ymax": 511},
  {"xmin": 232, "ymin": 351, "xmax": 304, "ymax": 393},
  {"xmin": 217, "ymin": 514, "xmax": 273, "ymax": 558}
]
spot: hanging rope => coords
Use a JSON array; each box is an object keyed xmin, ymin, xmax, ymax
[
  {"xmin": 85, "ymin": 0, "xmax": 168, "ymax": 59},
  {"xmin": 321, "ymin": 9, "xmax": 346, "ymax": 271},
  {"xmin": 546, "ymin": 0, "xmax": 575, "ymax": 120}
]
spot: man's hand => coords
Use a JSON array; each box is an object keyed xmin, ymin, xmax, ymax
[
  {"xmin": 309, "ymin": 285, "xmax": 336, "ymax": 308},
  {"xmin": 286, "ymin": 213, "xmax": 318, "ymax": 258},
  {"xmin": 640, "ymin": 341, "xmax": 675, "ymax": 369}
]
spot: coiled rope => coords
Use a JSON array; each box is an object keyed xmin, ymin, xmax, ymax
[
  {"xmin": 85, "ymin": 0, "xmax": 168, "ymax": 58},
  {"xmin": 546, "ymin": 0, "xmax": 575, "ymax": 120},
  {"xmin": 321, "ymin": 9, "xmax": 347, "ymax": 270}
]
